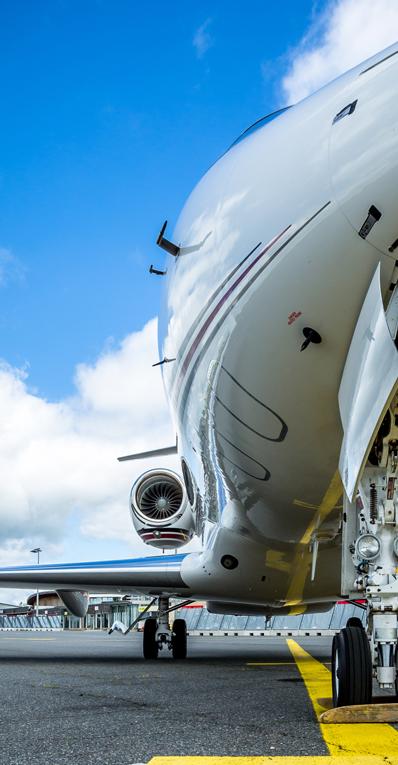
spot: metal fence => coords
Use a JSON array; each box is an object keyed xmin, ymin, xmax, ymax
[
  {"xmin": 0, "ymin": 614, "xmax": 62, "ymax": 630},
  {"xmin": 0, "ymin": 602, "xmax": 365, "ymax": 633},
  {"xmin": 180, "ymin": 602, "xmax": 365, "ymax": 633}
]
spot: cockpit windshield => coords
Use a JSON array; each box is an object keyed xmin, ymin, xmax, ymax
[{"xmin": 228, "ymin": 107, "xmax": 291, "ymax": 150}]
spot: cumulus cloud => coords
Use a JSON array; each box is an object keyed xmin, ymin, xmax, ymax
[
  {"xmin": 282, "ymin": 0, "xmax": 398, "ymax": 104},
  {"xmin": 0, "ymin": 318, "xmax": 200, "ymax": 601},
  {"xmin": 193, "ymin": 19, "xmax": 214, "ymax": 59}
]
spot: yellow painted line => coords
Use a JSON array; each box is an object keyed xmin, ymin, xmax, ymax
[
  {"xmin": 148, "ymin": 757, "xmax": 398, "ymax": 763},
  {"xmin": 247, "ymin": 662, "xmax": 331, "ymax": 665},
  {"xmin": 2, "ymin": 637, "xmax": 55, "ymax": 640},
  {"xmin": 287, "ymin": 639, "xmax": 398, "ymax": 756}
]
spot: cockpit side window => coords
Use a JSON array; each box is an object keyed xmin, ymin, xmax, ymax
[{"xmin": 228, "ymin": 107, "xmax": 292, "ymax": 150}]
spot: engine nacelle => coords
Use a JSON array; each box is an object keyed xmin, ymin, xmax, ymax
[
  {"xmin": 56, "ymin": 590, "xmax": 89, "ymax": 618},
  {"xmin": 130, "ymin": 468, "xmax": 195, "ymax": 549}
]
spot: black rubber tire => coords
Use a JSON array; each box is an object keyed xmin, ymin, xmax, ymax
[
  {"xmin": 346, "ymin": 616, "xmax": 364, "ymax": 629},
  {"xmin": 143, "ymin": 618, "xmax": 158, "ymax": 659},
  {"xmin": 172, "ymin": 618, "xmax": 187, "ymax": 659},
  {"xmin": 332, "ymin": 626, "xmax": 372, "ymax": 707}
]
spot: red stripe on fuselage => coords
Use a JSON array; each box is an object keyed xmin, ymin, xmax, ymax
[{"xmin": 141, "ymin": 532, "xmax": 186, "ymax": 540}]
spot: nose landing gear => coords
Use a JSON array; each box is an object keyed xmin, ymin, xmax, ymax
[{"xmin": 338, "ymin": 396, "xmax": 398, "ymax": 705}]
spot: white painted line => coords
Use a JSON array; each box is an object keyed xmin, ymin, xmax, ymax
[
  {"xmin": 187, "ymin": 629, "xmax": 339, "ymax": 637},
  {"xmin": 0, "ymin": 627, "xmax": 61, "ymax": 631}
]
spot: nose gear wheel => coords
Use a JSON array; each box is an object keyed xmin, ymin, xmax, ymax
[{"xmin": 332, "ymin": 626, "xmax": 372, "ymax": 707}]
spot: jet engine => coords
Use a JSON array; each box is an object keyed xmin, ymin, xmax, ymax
[{"xmin": 130, "ymin": 468, "xmax": 195, "ymax": 549}]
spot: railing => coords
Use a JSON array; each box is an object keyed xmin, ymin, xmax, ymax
[
  {"xmin": 0, "ymin": 602, "xmax": 365, "ymax": 633},
  {"xmin": 0, "ymin": 614, "xmax": 62, "ymax": 630},
  {"xmin": 178, "ymin": 602, "xmax": 365, "ymax": 634}
]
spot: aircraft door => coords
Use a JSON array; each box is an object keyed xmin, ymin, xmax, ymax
[{"xmin": 329, "ymin": 47, "xmax": 398, "ymax": 258}]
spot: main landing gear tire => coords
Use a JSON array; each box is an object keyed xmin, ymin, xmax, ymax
[
  {"xmin": 332, "ymin": 626, "xmax": 372, "ymax": 707},
  {"xmin": 172, "ymin": 619, "xmax": 187, "ymax": 659},
  {"xmin": 143, "ymin": 618, "xmax": 158, "ymax": 660},
  {"xmin": 346, "ymin": 616, "xmax": 364, "ymax": 629}
]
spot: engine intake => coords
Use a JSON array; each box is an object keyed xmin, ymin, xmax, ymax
[
  {"xmin": 136, "ymin": 473, "xmax": 183, "ymax": 522},
  {"xmin": 130, "ymin": 468, "xmax": 195, "ymax": 548}
]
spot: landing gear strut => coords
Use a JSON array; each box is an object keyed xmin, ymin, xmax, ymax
[{"xmin": 142, "ymin": 596, "xmax": 188, "ymax": 660}]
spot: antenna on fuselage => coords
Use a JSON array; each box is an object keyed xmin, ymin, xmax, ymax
[
  {"xmin": 156, "ymin": 221, "xmax": 180, "ymax": 257},
  {"xmin": 117, "ymin": 437, "xmax": 178, "ymax": 462}
]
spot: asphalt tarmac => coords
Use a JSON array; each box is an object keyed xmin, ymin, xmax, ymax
[{"xmin": 0, "ymin": 630, "xmax": 337, "ymax": 764}]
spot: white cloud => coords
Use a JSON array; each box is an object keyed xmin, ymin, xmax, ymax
[
  {"xmin": 0, "ymin": 247, "xmax": 24, "ymax": 286},
  {"xmin": 282, "ymin": 0, "xmax": 398, "ymax": 104},
  {"xmin": 0, "ymin": 318, "xmax": 201, "ymax": 602},
  {"xmin": 193, "ymin": 19, "xmax": 214, "ymax": 59}
]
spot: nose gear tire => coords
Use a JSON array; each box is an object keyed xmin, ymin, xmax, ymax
[
  {"xmin": 346, "ymin": 616, "xmax": 364, "ymax": 629},
  {"xmin": 332, "ymin": 626, "xmax": 372, "ymax": 707}
]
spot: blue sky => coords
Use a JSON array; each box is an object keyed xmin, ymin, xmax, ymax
[{"xmin": 0, "ymin": 0, "xmax": 322, "ymax": 401}]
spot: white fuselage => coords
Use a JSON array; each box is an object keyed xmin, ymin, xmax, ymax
[{"xmin": 158, "ymin": 42, "xmax": 398, "ymax": 610}]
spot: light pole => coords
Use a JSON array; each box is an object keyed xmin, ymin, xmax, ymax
[{"xmin": 30, "ymin": 548, "xmax": 42, "ymax": 618}]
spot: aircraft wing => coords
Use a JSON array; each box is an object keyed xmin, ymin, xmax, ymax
[{"xmin": 0, "ymin": 554, "xmax": 192, "ymax": 597}]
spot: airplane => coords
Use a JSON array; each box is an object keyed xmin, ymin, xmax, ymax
[{"xmin": 0, "ymin": 40, "xmax": 398, "ymax": 709}]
